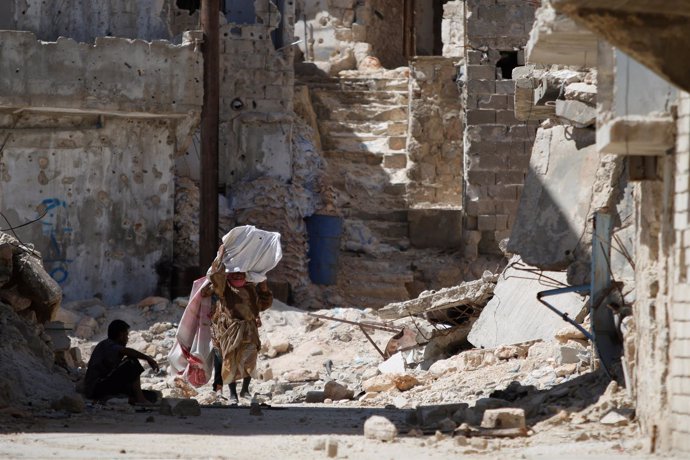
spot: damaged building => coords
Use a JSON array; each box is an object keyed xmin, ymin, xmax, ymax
[{"xmin": 1, "ymin": 0, "xmax": 690, "ymax": 457}]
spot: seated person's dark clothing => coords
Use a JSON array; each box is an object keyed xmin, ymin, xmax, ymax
[{"xmin": 84, "ymin": 338, "xmax": 144, "ymax": 399}]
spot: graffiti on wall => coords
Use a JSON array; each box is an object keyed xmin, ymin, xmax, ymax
[{"xmin": 38, "ymin": 198, "xmax": 73, "ymax": 285}]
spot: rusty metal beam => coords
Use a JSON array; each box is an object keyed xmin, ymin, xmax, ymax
[{"xmin": 200, "ymin": 0, "xmax": 220, "ymax": 273}]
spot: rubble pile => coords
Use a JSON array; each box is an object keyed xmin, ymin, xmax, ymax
[{"xmin": 0, "ymin": 231, "xmax": 75, "ymax": 408}]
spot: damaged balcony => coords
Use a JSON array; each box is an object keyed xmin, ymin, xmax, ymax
[{"xmin": 551, "ymin": 0, "xmax": 690, "ymax": 92}]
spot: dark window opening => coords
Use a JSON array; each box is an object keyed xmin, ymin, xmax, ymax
[
  {"xmin": 224, "ymin": 0, "xmax": 256, "ymax": 24},
  {"xmin": 271, "ymin": 0, "xmax": 286, "ymax": 50},
  {"xmin": 177, "ymin": 0, "xmax": 225, "ymax": 14},
  {"xmin": 496, "ymin": 51, "xmax": 518, "ymax": 80}
]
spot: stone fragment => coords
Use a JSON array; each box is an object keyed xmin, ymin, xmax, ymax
[
  {"xmin": 74, "ymin": 316, "xmax": 99, "ymax": 340},
  {"xmin": 324, "ymin": 381, "xmax": 354, "ymax": 401},
  {"xmin": 481, "ymin": 408, "xmax": 526, "ymax": 430},
  {"xmin": 53, "ymin": 308, "xmax": 82, "ymax": 327},
  {"xmin": 554, "ymin": 324, "xmax": 587, "ymax": 343},
  {"xmin": 378, "ymin": 351, "xmax": 405, "ymax": 374},
  {"xmin": 600, "ymin": 410, "xmax": 628, "ymax": 426},
  {"xmin": 0, "ymin": 290, "xmax": 32, "ymax": 312},
  {"xmin": 0, "ymin": 242, "xmax": 13, "ymax": 288},
  {"xmin": 564, "ymin": 82, "xmax": 596, "ymax": 105},
  {"xmin": 437, "ymin": 418, "xmax": 457, "ymax": 432},
  {"xmin": 391, "ymin": 374, "xmax": 419, "ymax": 392},
  {"xmin": 598, "ymin": 115, "xmax": 675, "ymax": 156},
  {"xmin": 44, "ymin": 322, "xmax": 71, "ymax": 351},
  {"xmin": 362, "ymin": 374, "xmax": 395, "ymax": 393},
  {"xmin": 14, "ymin": 251, "xmax": 62, "ymax": 323},
  {"xmin": 51, "ymin": 394, "xmax": 85, "ymax": 413},
  {"xmin": 159, "ymin": 398, "xmax": 201, "ymax": 416},
  {"xmin": 138, "ymin": 296, "xmax": 169, "ymax": 308},
  {"xmin": 326, "ymin": 438, "xmax": 338, "ymax": 458},
  {"xmin": 283, "ymin": 369, "xmax": 319, "ymax": 382},
  {"xmin": 363, "ymin": 415, "xmax": 397, "ymax": 442},
  {"xmin": 249, "ymin": 402, "xmax": 262, "ymax": 416},
  {"xmin": 306, "ymin": 391, "xmax": 326, "ymax": 403},
  {"xmin": 494, "ymin": 345, "xmax": 526, "ymax": 360},
  {"xmin": 555, "ymin": 99, "xmax": 596, "ymax": 128}
]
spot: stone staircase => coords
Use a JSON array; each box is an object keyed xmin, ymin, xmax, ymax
[{"xmin": 305, "ymin": 74, "xmax": 417, "ymax": 308}]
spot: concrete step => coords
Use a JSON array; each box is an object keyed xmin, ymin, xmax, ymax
[
  {"xmin": 316, "ymin": 104, "xmax": 408, "ymax": 123},
  {"xmin": 304, "ymin": 77, "xmax": 409, "ymax": 93},
  {"xmin": 319, "ymin": 120, "xmax": 391, "ymax": 137},
  {"xmin": 322, "ymin": 134, "xmax": 406, "ymax": 154},
  {"xmin": 311, "ymin": 88, "xmax": 408, "ymax": 106},
  {"xmin": 323, "ymin": 149, "xmax": 383, "ymax": 165}
]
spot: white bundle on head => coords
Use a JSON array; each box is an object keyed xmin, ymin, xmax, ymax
[{"xmin": 220, "ymin": 225, "xmax": 283, "ymax": 283}]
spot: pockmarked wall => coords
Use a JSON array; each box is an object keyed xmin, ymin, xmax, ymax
[
  {"xmin": 0, "ymin": 0, "xmax": 198, "ymax": 43},
  {"xmin": 0, "ymin": 31, "xmax": 202, "ymax": 304}
]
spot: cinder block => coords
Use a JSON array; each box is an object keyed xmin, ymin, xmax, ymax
[
  {"xmin": 467, "ymin": 50, "xmax": 485, "ymax": 65},
  {"xmin": 465, "ymin": 199, "xmax": 495, "ymax": 216},
  {"xmin": 495, "ymin": 80, "xmax": 516, "ymax": 95},
  {"xmin": 478, "ymin": 94, "xmax": 511, "ymax": 110},
  {"xmin": 467, "ymin": 65, "xmax": 496, "ymax": 80},
  {"xmin": 496, "ymin": 171, "xmax": 525, "ymax": 185},
  {"xmin": 466, "ymin": 109, "xmax": 496, "ymax": 125},
  {"xmin": 495, "ymin": 214, "xmax": 508, "ymax": 231},
  {"xmin": 496, "ymin": 109, "xmax": 519, "ymax": 124},
  {"xmin": 467, "ymin": 79, "xmax": 496, "ymax": 95},
  {"xmin": 478, "ymin": 215, "xmax": 496, "ymax": 231},
  {"xmin": 466, "ymin": 170, "xmax": 495, "ymax": 186}
]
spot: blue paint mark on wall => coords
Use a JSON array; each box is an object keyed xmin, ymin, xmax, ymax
[{"xmin": 38, "ymin": 198, "xmax": 73, "ymax": 285}]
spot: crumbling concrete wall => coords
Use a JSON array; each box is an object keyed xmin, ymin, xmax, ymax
[
  {"xmin": 441, "ymin": 1, "xmax": 465, "ymax": 58},
  {"xmin": 407, "ymin": 57, "xmax": 463, "ymax": 207},
  {"xmin": 0, "ymin": 31, "xmax": 202, "ymax": 304},
  {"xmin": 459, "ymin": 0, "xmax": 539, "ymax": 258},
  {"xmin": 0, "ymin": 0, "xmax": 198, "ymax": 43},
  {"xmin": 667, "ymin": 91, "xmax": 690, "ymax": 453},
  {"xmin": 219, "ymin": 0, "xmax": 296, "ymax": 188},
  {"xmin": 295, "ymin": 0, "xmax": 405, "ymax": 74}
]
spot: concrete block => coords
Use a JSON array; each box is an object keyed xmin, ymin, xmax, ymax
[
  {"xmin": 496, "ymin": 109, "xmax": 519, "ymax": 124},
  {"xmin": 555, "ymin": 99, "xmax": 596, "ymax": 128},
  {"xmin": 466, "ymin": 79, "xmax": 496, "ymax": 95},
  {"xmin": 598, "ymin": 115, "xmax": 675, "ymax": 156},
  {"xmin": 468, "ymin": 255, "xmax": 587, "ymax": 348},
  {"xmin": 467, "ymin": 65, "xmax": 496, "ymax": 80},
  {"xmin": 466, "ymin": 109, "xmax": 496, "ymax": 125},
  {"xmin": 495, "ymin": 80, "xmax": 516, "ymax": 95},
  {"xmin": 507, "ymin": 126, "xmax": 598, "ymax": 269},
  {"xmin": 408, "ymin": 209, "xmax": 463, "ymax": 249},
  {"xmin": 481, "ymin": 408, "xmax": 526, "ymax": 429},
  {"xmin": 466, "ymin": 170, "xmax": 495, "ymax": 185},
  {"xmin": 479, "ymin": 94, "xmax": 511, "ymax": 110},
  {"xmin": 478, "ymin": 215, "xmax": 496, "ymax": 231}
]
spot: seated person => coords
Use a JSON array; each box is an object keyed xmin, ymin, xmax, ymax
[{"xmin": 84, "ymin": 319, "xmax": 159, "ymax": 405}]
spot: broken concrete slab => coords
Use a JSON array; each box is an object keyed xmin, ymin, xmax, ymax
[
  {"xmin": 507, "ymin": 125, "xmax": 598, "ymax": 270},
  {"xmin": 556, "ymin": 99, "xmax": 596, "ymax": 128},
  {"xmin": 598, "ymin": 115, "xmax": 675, "ymax": 156},
  {"xmin": 468, "ymin": 256, "xmax": 587, "ymax": 349},
  {"xmin": 377, "ymin": 275, "xmax": 497, "ymax": 320},
  {"xmin": 565, "ymin": 82, "xmax": 597, "ymax": 105},
  {"xmin": 526, "ymin": 3, "xmax": 598, "ymax": 67}
]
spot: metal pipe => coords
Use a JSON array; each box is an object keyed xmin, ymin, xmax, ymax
[
  {"xmin": 536, "ymin": 284, "xmax": 593, "ymax": 341},
  {"xmin": 200, "ymin": 0, "xmax": 220, "ymax": 273}
]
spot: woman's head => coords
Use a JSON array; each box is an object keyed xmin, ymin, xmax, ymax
[{"xmin": 227, "ymin": 270, "xmax": 247, "ymax": 288}]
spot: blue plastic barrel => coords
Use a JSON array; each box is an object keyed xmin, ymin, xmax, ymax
[{"xmin": 305, "ymin": 215, "xmax": 343, "ymax": 285}]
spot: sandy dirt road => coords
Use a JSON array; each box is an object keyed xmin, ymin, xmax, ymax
[{"xmin": 0, "ymin": 403, "xmax": 655, "ymax": 460}]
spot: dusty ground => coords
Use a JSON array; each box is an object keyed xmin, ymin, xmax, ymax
[
  {"xmin": 0, "ymin": 403, "xmax": 653, "ymax": 459},
  {"xmin": 0, "ymin": 296, "xmax": 669, "ymax": 459}
]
